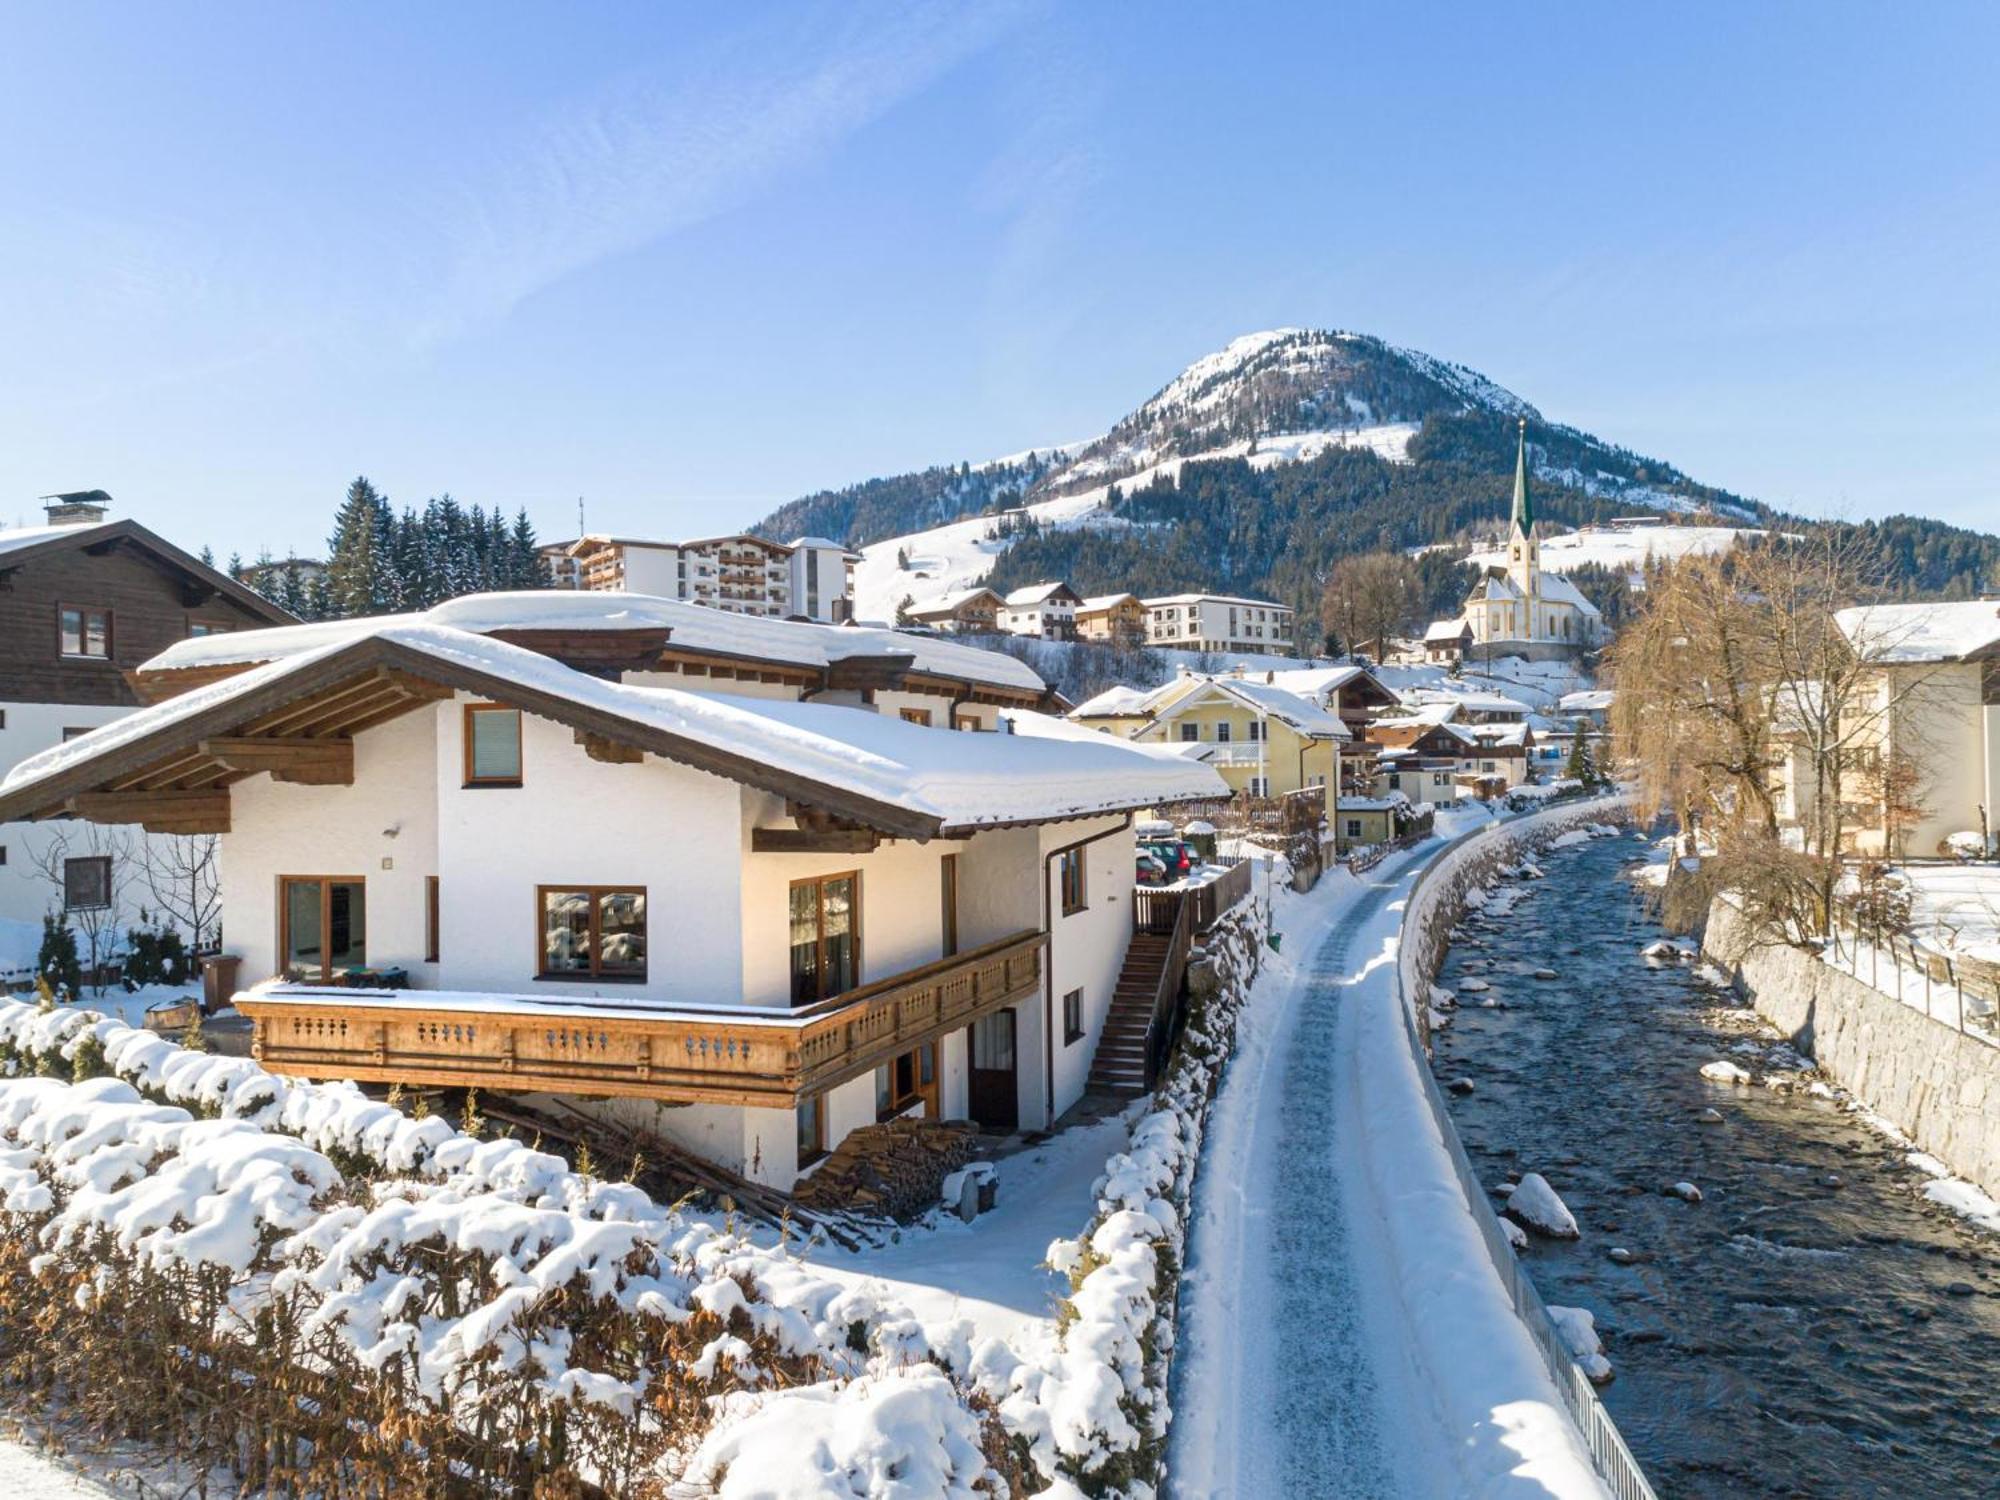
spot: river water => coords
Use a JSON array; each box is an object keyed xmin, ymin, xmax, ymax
[{"xmin": 1432, "ymin": 829, "xmax": 2000, "ymax": 1499}]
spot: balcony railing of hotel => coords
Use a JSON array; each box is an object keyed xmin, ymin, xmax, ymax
[{"xmin": 234, "ymin": 929, "xmax": 1045, "ymax": 1110}]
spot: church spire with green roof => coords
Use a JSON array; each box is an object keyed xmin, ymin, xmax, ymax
[{"xmin": 1510, "ymin": 417, "xmax": 1533, "ymax": 538}]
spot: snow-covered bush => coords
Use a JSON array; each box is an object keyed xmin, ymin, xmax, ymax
[
  {"xmin": 0, "ymin": 998, "xmax": 1011, "ymax": 1497},
  {"xmin": 994, "ymin": 899, "xmax": 1267, "ymax": 1496}
]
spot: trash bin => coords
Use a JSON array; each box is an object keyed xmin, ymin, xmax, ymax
[
  {"xmin": 200, "ymin": 953, "xmax": 242, "ymax": 1013},
  {"xmin": 1268, "ymin": 931, "xmax": 1283, "ymax": 953}
]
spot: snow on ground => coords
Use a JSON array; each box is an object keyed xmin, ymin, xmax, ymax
[
  {"xmin": 1893, "ymin": 864, "xmax": 2000, "ymax": 965},
  {"xmin": 853, "ymin": 425, "xmax": 1416, "ymax": 623},
  {"xmin": 811, "ymin": 1110, "xmax": 1138, "ymax": 1353},
  {"xmin": 0, "ymin": 1440, "xmax": 123, "ymax": 1499},
  {"xmin": 1372, "ymin": 655, "xmax": 1593, "ymax": 713},
  {"xmin": 1464, "ymin": 523, "xmax": 1765, "ymax": 581},
  {"xmin": 1169, "ymin": 829, "xmax": 1608, "ymax": 1498}
]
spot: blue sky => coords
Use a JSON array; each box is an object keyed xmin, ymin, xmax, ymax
[{"xmin": 3, "ymin": 2, "xmax": 1995, "ymax": 558}]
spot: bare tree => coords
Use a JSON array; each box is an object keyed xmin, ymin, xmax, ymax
[
  {"xmin": 1321, "ymin": 552, "xmax": 1423, "ymax": 657},
  {"xmin": 30, "ymin": 824, "xmax": 135, "ymax": 994},
  {"xmin": 138, "ymin": 834, "xmax": 222, "ymax": 952},
  {"xmin": 1613, "ymin": 532, "xmax": 1951, "ymax": 943}
]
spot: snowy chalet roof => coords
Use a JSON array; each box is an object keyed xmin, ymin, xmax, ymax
[
  {"xmin": 1558, "ymin": 689, "xmax": 1616, "ymax": 712},
  {"xmin": 1135, "ymin": 676, "xmax": 1349, "ymax": 740},
  {"xmin": 1406, "ymin": 689, "xmax": 1531, "ymax": 715},
  {"xmin": 1424, "ymin": 618, "xmax": 1472, "ymax": 642},
  {"xmin": 1834, "ymin": 601, "xmax": 2000, "ymax": 663},
  {"xmin": 1069, "ymin": 683, "xmax": 1156, "ymax": 718},
  {"xmin": 0, "ymin": 517, "xmax": 294, "ymax": 623},
  {"xmin": 1077, "ymin": 593, "xmax": 1141, "ymax": 613},
  {"xmin": 0, "ymin": 624, "xmax": 1224, "ymax": 840},
  {"xmin": 140, "ymin": 591, "xmax": 1044, "ymax": 697},
  {"xmin": 909, "ymin": 587, "xmax": 1002, "ymax": 617},
  {"xmin": 1262, "ymin": 664, "xmax": 1400, "ymax": 708},
  {"xmin": 1003, "ymin": 581, "xmax": 1081, "ymax": 608}
]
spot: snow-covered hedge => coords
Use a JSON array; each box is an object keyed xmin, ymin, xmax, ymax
[
  {"xmin": 0, "ymin": 999, "xmax": 1010, "ymax": 1497},
  {"xmin": 989, "ymin": 899, "xmax": 1268, "ymax": 1497}
]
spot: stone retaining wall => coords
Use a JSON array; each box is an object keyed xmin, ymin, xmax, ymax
[{"xmin": 1704, "ymin": 897, "xmax": 2000, "ymax": 1201}]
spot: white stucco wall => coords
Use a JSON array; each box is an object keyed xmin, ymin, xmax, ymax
[
  {"xmin": 1041, "ymin": 814, "xmax": 1135, "ymax": 1125},
  {"xmin": 435, "ymin": 699, "xmax": 745, "ymax": 1003},
  {"xmin": 219, "ymin": 708, "xmax": 441, "ymax": 986},
  {"xmin": 0, "ymin": 701, "xmax": 161, "ymax": 940}
]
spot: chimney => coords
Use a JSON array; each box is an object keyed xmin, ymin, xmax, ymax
[{"xmin": 40, "ymin": 490, "xmax": 112, "ymax": 527}]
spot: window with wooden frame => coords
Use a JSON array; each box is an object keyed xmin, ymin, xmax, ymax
[
  {"xmin": 464, "ymin": 703, "xmax": 523, "ymax": 785},
  {"xmin": 63, "ymin": 856, "xmax": 111, "ymax": 912},
  {"xmin": 186, "ymin": 620, "xmax": 231, "ymax": 638},
  {"xmin": 57, "ymin": 604, "xmax": 111, "ymax": 660},
  {"xmin": 538, "ymin": 887, "xmax": 646, "ymax": 980},
  {"xmin": 789, "ymin": 872, "xmax": 859, "ymax": 1005},
  {"xmin": 1058, "ymin": 847, "xmax": 1087, "ymax": 916},
  {"xmin": 279, "ymin": 876, "xmax": 366, "ymax": 981},
  {"xmin": 899, "ymin": 707, "xmax": 933, "ymax": 727},
  {"xmin": 874, "ymin": 1041, "xmax": 937, "ymax": 1120},
  {"xmin": 425, "ymin": 876, "xmax": 441, "ymax": 963},
  {"xmin": 953, "ymin": 713, "xmax": 980, "ymax": 732},
  {"xmin": 795, "ymin": 1093, "xmax": 827, "ymax": 1166},
  {"xmin": 1062, "ymin": 987, "xmax": 1084, "ymax": 1045}
]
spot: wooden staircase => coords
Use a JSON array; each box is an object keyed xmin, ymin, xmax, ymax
[{"xmin": 1087, "ymin": 924, "xmax": 1178, "ymax": 1098}]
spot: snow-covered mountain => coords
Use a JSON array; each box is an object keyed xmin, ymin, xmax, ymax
[{"xmin": 750, "ymin": 327, "xmax": 1766, "ymax": 625}]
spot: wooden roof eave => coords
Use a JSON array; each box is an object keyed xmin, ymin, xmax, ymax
[{"xmin": 0, "ymin": 635, "xmax": 948, "ymax": 844}]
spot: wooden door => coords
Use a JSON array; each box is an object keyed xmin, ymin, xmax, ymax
[{"xmin": 967, "ymin": 1009, "xmax": 1018, "ymax": 1130}]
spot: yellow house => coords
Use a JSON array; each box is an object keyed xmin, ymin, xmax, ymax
[{"xmin": 1071, "ymin": 671, "xmax": 1346, "ymax": 798}]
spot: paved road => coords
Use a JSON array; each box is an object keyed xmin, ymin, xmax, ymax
[{"xmin": 1167, "ymin": 853, "xmax": 1447, "ymax": 1499}]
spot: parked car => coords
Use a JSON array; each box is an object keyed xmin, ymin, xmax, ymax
[
  {"xmin": 1142, "ymin": 839, "xmax": 1194, "ymax": 879},
  {"xmin": 1136, "ymin": 849, "xmax": 1171, "ymax": 886}
]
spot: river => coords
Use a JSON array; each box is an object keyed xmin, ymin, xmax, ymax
[{"xmin": 1432, "ymin": 828, "xmax": 2000, "ymax": 1498}]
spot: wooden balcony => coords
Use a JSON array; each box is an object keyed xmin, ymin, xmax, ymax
[{"xmin": 235, "ymin": 930, "xmax": 1044, "ymax": 1110}]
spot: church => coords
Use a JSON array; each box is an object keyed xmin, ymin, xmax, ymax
[{"xmin": 1430, "ymin": 421, "xmax": 1603, "ymax": 662}]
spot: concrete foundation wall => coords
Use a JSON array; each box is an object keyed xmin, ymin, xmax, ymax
[{"xmin": 1704, "ymin": 897, "xmax": 2000, "ymax": 1201}]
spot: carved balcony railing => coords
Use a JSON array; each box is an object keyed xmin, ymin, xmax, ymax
[{"xmin": 234, "ymin": 929, "xmax": 1044, "ymax": 1110}]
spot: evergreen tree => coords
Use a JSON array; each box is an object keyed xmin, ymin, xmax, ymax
[
  {"xmin": 198, "ymin": 545, "xmax": 216, "ymax": 568},
  {"xmin": 1564, "ymin": 717, "xmax": 1604, "ymax": 787},
  {"xmin": 37, "ymin": 915, "xmax": 80, "ymax": 1004},
  {"xmin": 326, "ymin": 476, "xmax": 396, "ymax": 617}
]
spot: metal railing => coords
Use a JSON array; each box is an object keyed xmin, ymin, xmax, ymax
[
  {"xmin": 1822, "ymin": 910, "xmax": 2000, "ymax": 1048},
  {"xmin": 1394, "ymin": 800, "xmax": 1659, "ymax": 1500}
]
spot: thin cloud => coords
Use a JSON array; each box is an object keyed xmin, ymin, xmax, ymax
[{"xmin": 411, "ymin": 2, "xmax": 1029, "ymax": 346}]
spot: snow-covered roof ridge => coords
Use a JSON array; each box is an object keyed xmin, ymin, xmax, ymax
[
  {"xmin": 4, "ymin": 622, "xmax": 1224, "ymax": 836},
  {"xmin": 1834, "ymin": 600, "xmax": 2000, "ymax": 663},
  {"xmin": 141, "ymin": 590, "xmax": 1046, "ymax": 694}
]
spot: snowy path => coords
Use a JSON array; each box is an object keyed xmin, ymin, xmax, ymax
[
  {"xmin": 0, "ymin": 1438, "xmax": 126, "ymax": 1497},
  {"xmin": 1170, "ymin": 849, "xmax": 1452, "ymax": 1498}
]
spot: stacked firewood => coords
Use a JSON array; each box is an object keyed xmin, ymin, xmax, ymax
[{"xmin": 793, "ymin": 1118, "xmax": 982, "ymax": 1221}]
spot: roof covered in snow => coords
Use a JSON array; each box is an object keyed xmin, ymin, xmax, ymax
[
  {"xmin": 1129, "ymin": 675, "xmax": 1349, "ymax": 740},
  {"xmin": 141, "ymin": 591, "xmax": 1045, "ymax": 696},
  {"xmin": 909, "ymin": 587, "xmax": 1002, "ymax": 616},
  {"xmin": 0, "ymin": 518, "xmax": 294, "ymax": 624},
  {"xmin": 1003, "ymin": 581, "xmax": 1080, "ymax": 607},
  {"xmin": 1834, "ymin": 600, "xmax": 2000, "ymax": 663},
  {"xmin": 1077, "ymin": 592, "xmax": 1141, "ymax": 612},
  {"xmin": 2, "ymin": 623, "xmax": 1225, "ymax": 839},
  {"xmin": 1141, "ymin": 592, "xmax": 1291, "ymax": 611},
  {"xmin": 1424, "ymin": 617, "xmax": 1472, "ymax": 641},
  {"xmin": 1557, "ymin": 689, "xmax": 1616, "ymax": 712},
  {"xmin": 1069, "ymin": 683, "xmax": 1157, "ymax": 718}
]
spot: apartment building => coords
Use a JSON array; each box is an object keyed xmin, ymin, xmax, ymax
[
  {"xmin": 1143, "ymin": 593, "xmax": 1295, "ymax": 654},
  {"xmin": 547, "ymin": 533, "xmax": 859, "ymax": 623}
]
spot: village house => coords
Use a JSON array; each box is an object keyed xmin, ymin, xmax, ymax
[
  {"xmin": 1000, "ymin": 581, "xmax": 1083, "ymax": 638},
  {"xmin": 906, "ymin": 587, "xmax": 1003, "ymax": 634},
  {"xmin": 545, "ymin": 532, "xmax": 860, "ymax": 624},
  {"xmin": 1771, "ymin": 600, "xmax": 2000, "ymax": 857},
  {"xmin": 1143, "ymin": 593, "xmax": 1295, "ymax": 654},
  {"xmin": 0, "ymin": 592, "xmax": 1225, "ymax": 1189},
  {"xmin": 1074, "ymin": 593, "xmax": 1147, "ymax": 648},
  {"xmin": 1424, "ymin": 423, "xmax": 1604, "ymax": 663},
  {"xmin": 1070, "ymin": 668, "xmax": 1345, "ymax": 800},
  {"xmin": 0, "ymin": 496, "xmax": 295, "ymax": 946},
  {"xmin": 1263, "ymin": 663, "xmax": 1404, "ymax": 739}
]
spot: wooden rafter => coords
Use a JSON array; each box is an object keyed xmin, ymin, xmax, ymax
[
  {"xmin": 199, "ymin": 736, "xmax": 355, "ymax": 786},
  {"xmin": 574, "ymin": 729, "xmax": 645, "ymax": 764},
  {"xmin": 69, "ymin": 790, "xmax": 230, "ymax": 834}
]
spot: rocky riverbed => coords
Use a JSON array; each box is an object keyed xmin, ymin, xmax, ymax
[{"xmin": 1433, "ymin": 830, "xmax": 2000, "ymax": 1498}]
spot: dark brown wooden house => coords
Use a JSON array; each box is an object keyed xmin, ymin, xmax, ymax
[{"xmin": 0, "ymin": 514, "xmax": 294, "ymax": 710}]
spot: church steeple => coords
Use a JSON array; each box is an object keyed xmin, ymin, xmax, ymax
[
  {"xmin": 1510, "ymin": 417, "xmax": 1533, "ymax": 539},
  {"xmin": 1506, "ymin": 417, "xmax": 1540, "ymax": 618}
]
